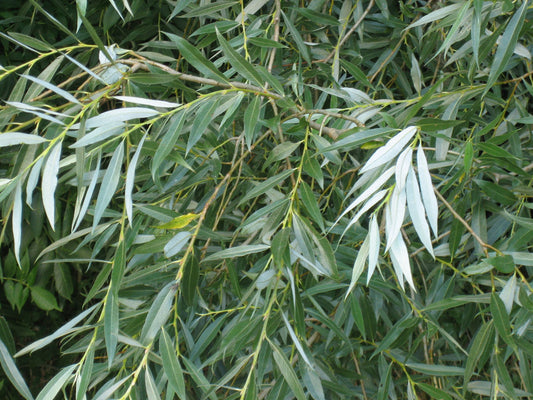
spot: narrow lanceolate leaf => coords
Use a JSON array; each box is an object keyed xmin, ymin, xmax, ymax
[
  {"xmin": 16, "ymin": 304, "xmax": 98, "ymax": 357},
  {"xmin": 280, "ymin": 10, "xmax": 311, "ymax": 64},
  {"xmin": 360, "ymin": 126, "xmax": 417, "ymax": 173},
  {"xmin": 395, "ymin": 147, "xmax": 412, "ymax": 190},
  {"xmin": 0, "ymin": 339, "xmax": 34, "ymax": 400},
  {"xmin": 140, "ymin": 281, "xmax": 177, "ymax": 345},
  {"xmin": 216, "ymin": 29, "xmax": 264, "ymax": 87},
  {"xmin": 281, "ymin": 312, "xmax": 313, "ymax": 368},
  {"xmin": 238, "ymin": 169, "xmax": 295, "ymax": 206},
  {"xmin": 42, "ymin": 141, "xmax": 62, "ymax": 230},
  {"xmin": 152, "ymin": 110, "xmax": 187, "ymax": 179},
  {"xmin": 385, "ymin": 184, "xmax": 406, "ymax": 251},
  {"xmin": 0, "ymin": 132, "xmax": 47, "ymax": 147},
  {"xmin": 21, "ymin": 74, "xmax": 80, "ymax": 104},
  {"xmin": 464, "ymin": 323, "xmax": 494, "ymax": 392},
  {"xmin": 76, "ymin": 345, "xmax": 94, "ymax": 400},
  {"xmin": 406, "ymin": 167, "xmax": 434, "ymax": 257},
  {"xmin": 93, "ymin": 142, "xmax": 124, "ymax": 229},
  {"xmin": 490, "ymin": 292, "xmax": 514, "ymax": 348},
  {"xmin": 270, "ymin": 341, "xmax": 306, "ymax": 400},
  {"xmin": 104, "ymin": 291, "xmax": 119, "ymax": 368},
  {"xmin": 367, "ymin": 214, "xmax": 380, "ymax": 284},
  {"xmin": 160, "ymin": 329, "xmax": 186, "ymax": 400},
  {"xmin": 165, "ymin": 33, "xmax": 228, "ymax": 83},
  {"xmin": 406, "ymin": 363, "xmax": 464, "ymax": 376},
  {"xmin": 187, "ymin": 97, "xmax": 219, "ymax": 153},
  {"xmin": 244, "ymin": 95, "xmax": 262, "ymax": 149},
  {"xmin": 203, "ymin": 244, "xmax": 270, "ymax": 262},
  {"xmin": 417, "ymin": 145, "xmax": 438, "ymax": 237},
  {"xmin": 346, "ymin": 231, "xmax": 370, "ymax": 298},
  {"xmin": 389, "ymin": 235, "xmax": 415, "ymax": 291},
  {"xmin": 70, "ymin": 122, "xmax": 124, "ymax": 148},
  {"xmin": 341, "ymin": 189, "xmax": 387, "ymax": 237},
  {"xmin": 484, "ymin": 0, "xmax": 528, "ymax": 94},
  {"xmin": 12, "ymin": 182, "xmax": 23, "ymax": 267},
  {"xmin": 125, "ymin": 133, "xmax": 146, "ymax": 226},
  {"xmin": 35, "ymin": 364, "xmax": 76, "ymax": 400},
  {"xmin": 72, "ymin": 155, "xmax": 101, "ymax": 232},
  {"xmin": 113, "ymin": 95, "xmax": 181, "ymax": 108},
  {"xmin": 156, "ymin": 213, "xmax": 199, "ymax": 230},
  {"xmin": 74, "ymin": 108, "xmax": 159, "ymax": 130},
  {"xmin": 164, "ymin": 232, "xmax": 192, "ymax": 258},
  {"xmin": 26, "ymin": 157, "xmax": 44, "ymax": 207},
  {"xmin": 334, "ymin": 166, "xmax": 395, "ymax": 228}
]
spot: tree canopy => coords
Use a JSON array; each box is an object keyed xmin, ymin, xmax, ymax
[{"xmin": 0, "ymin": 0, "xmax": 533, "ymax": 399}]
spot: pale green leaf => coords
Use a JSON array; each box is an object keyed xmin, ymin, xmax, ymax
[
  {"xmin": 36, "ymin": 364, "xmax": 76, "ymax": 400},
  {"xmin": 0, "ymin": 132, "xmax": 47, "ymax": 147},
  {"xmin": 360, "ymin": 126, "xmax": 417, "ymax": 173},
  {"xmin": 417, "ymin": 145, "xmax": 438, "ymax": 237},
  {"xmin": 42, "ymin": 141, "xmax": 62, "ymax": 230},
  {"xmin": 93, "ymin": 142, "xmax": 124, "ymax": 229},
  {"xmin": 160, "ymin": 329, "xmax": 186, "ymax": 399},
  {"xmin": 270, "ymin": 341, "xmax": 306, "ymax": 400},
  {"xmin": 125, "ymin": 133, "xmax": 146, "ymax": 226},
  {"xmin": 140, "ymin": 281, "xmax": 177, "ymax": 345},
  {"xmin": 0, "ymin": 339, "xmax": 34, "ymax": 400},
  {"xmin": 204, "ymin": 244, "xmax": 270, "ymax": 262},
  {"xmin": 406, "ymin": 166, "xmax": 434, "ymax": 257}
]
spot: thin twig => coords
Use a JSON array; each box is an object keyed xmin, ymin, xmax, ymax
[
  {"xmin": 434, "ymin": 188, "xmax": 499, "ymax": 256},
  {"xmin": 322, "ymin": 0, "xmax": 375, "ymax": 64}
]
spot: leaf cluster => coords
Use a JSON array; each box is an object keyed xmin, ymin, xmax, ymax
[{"xmin": 0, "ymin": 0, "xmax": 532, "ymax": 399}]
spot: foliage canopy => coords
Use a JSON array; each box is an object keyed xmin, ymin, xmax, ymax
[{"xmin": 1, "ymin": 0, "xmax": 533, "ymax": 399}]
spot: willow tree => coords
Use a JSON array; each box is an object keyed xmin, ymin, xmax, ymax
[{"xmin": 0, "ymin": 1, "xmax": 532, "ymax": 399}]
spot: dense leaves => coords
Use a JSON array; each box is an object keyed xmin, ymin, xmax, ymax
[{"xmin": 1, "ymin": 0, "xmax": 533, "ymax": 398}]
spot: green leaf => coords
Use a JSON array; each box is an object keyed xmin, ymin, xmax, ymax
[
  {"xmin": 280, "ymin": 10, "xmax": 311, "ymax": 64},
  {"xmin": 125, "ymin": 132, "xmax": 146, "ymax": 226},
  {"xmin": 36, "ymin": 364, "xmax": 76, "ymax": 400},
  {"xmin": 21, "ymin": 74, "xmax": 80, "ymax": 104},
  {"xmin": 30, "ymin": 286, "xmax": 60, "ymax": 311},
  {"xmin": 474, "ymin": 179, "xmax": 517, "ymax": 206},
  {"xmin": 166, "ymin": 33, "xmax": 228, "ymax": 82},
  {"xmin": 182, "ymin": 252, "xmax": 199, "ymax": 307},
  {"xmin": 152, "ymin": 110, "xmax": 187, "ymax": 179},
  {"xmin": 266, "ymin": 141, "xmax": 301, "ymax": 166},
  {"xmin": 181, "ymin": 0, "xmax": 238, "ymax": 18},
  {"xmin": 42, "ymin": 141, "xmax": 62, "ymax": 230},
  {"xmin": 12, "ymin": 182, "xmax": 23, "ymax": 267},
  {"xmin": 464, "ymin": 322, "xmax": 495, "ymax": 390},
  {"xmin": 216, "ymin": 30, "xmax": 264, "ymax": 87},
  {"xmin": 104, "ymin": 291, "xmax": 119, "ymax": 368},
  {"xmin": 238, "ymin": 169, "xmax": 295, "ymax": 206},
  {"xmin": 204, "ymin": 244, "xmax": 270, "ymax": 262},
  {"xmin": 405, "ymin": 362, "xmax": 464, "ymax": 376},
  {"xmin": 16, "ymin": 304, "xmax": 98, "ymax": 357},
  {"xmin": 5, "ymin": 31, "xmax": 51, "ymax": 52},
  {"xmin": 244, "ymin": 95, "xmax": 262, "ymax": 148},
  {"xmin": 0, "ymin": 132, "xmax": 48, "ymax": 147},
  {"xmin": 486, "ymin": 255, "xmax": 515, "ymax": 274},
  {"xmin": 93, "ymin": 142, "xmax": 124, "ymax": 229},
  {"xmin": 493, "ymin": 352, "xmax": 518, "ymax": 399},
  {"xmin": 484, "ymin": 0, "xmax": 529, "ymax": 94},
  {"xmin": 270, "ymin": 341, "xmax": 306, "ymax": 400},
  {"xmin": 490, "ymin": 292, "xmax": 515, "ymax": 348},
  {"xmin": 416, "ymin": 383, "xmax": 452, "ymax": 400},
  {"xmin": 299, "ymin": 181, "xmax": 324, "ymax": 232},
  {"xmin": 187, "ymin": 97, "xmax": 220, "ymax": 153},
  {"xmin": 0, "ymin": 339, "xmax": 34, "ymax": 400},
  {"xmin": 76, "ymin": 345, "xmax": 94, "ymax": 400},
  {"xmin": 160, "ymin": 329, "xmax": 186, "ymax": 400},
  {"xmin": 140, "ymin": 281, "xmax": 177, "ymax": 345}
]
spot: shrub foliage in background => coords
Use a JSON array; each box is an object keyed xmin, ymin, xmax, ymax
[{"xmin": 1, "ymin": 0, "xmax": 533, "ymax": 398}]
